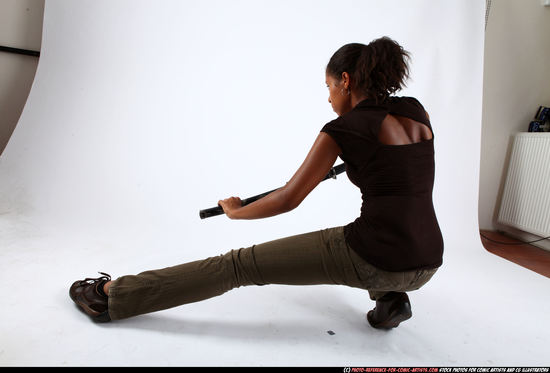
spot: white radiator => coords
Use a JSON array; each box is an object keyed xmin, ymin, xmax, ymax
[{"xmin": 497, "ymin": 132, "xmax": 550, "ymax": 237}]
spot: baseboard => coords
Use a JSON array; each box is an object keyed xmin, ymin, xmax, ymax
[{"xmin": 493, "ymin": 224, "xmax": 550, "ymax": 252}]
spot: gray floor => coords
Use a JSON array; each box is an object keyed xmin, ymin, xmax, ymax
[{"xmin": 1, "ymin": 213, "xmax": 549, "ymax": 366}]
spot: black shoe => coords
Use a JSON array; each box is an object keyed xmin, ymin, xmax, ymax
[
  {"xmin": 367, "ymin": 292, "xmax": 412, "ymax": 329},
  {"xmin": 69, "ymin": 272, "xmax": 111, "ymax": 322}
]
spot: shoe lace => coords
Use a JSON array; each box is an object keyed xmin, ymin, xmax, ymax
[{"xmin": 79, "ymin": 271, "xmax": 111, "ymax": 286}]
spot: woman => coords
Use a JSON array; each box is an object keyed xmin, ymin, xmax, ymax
[{"xmin": 70, "ymin": 36, "xmax": 444, "ymax": 329}]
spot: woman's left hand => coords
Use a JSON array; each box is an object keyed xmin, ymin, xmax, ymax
[{"xmin": 218, "ymin": 196, "xmax": 243, "ymax": 219}]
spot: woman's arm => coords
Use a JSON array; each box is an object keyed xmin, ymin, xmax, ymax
[{"xmin": 218, "ymin": 132, "xmax": 342, "ymax": 220}]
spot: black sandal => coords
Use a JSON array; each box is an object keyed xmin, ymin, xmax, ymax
[
  {"xmin": 367, "ymin": 292, "xmax": 412, "ymax": 329},
  {"xmin": 69, "ymin": 272, "xmax": 111, "ymax": 322}
]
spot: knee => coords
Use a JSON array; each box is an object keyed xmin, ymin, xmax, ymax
[{"xmin": 224, "ymin": 246, "xmax": 267, "ymax": 287}]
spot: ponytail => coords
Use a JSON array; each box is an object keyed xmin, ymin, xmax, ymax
[{"xmin": 326, "ymin": 37, "xmax": 410, "ymax": 102}]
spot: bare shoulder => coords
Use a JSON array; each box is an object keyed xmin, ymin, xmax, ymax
[{"xmin": 379, "ymin": 114, "xmax": 432, "ymax": 145}]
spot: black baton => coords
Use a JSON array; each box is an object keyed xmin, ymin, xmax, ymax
[{"xmin": 199, "ymin": 163, "xmax": 346, "ymax": 219}]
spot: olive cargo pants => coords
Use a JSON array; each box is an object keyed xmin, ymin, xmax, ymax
[{"xmin": 108, "ymin": 226, "xmax": 437, "ymax": 320}]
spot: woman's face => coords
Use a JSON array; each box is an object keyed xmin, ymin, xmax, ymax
[{"xmin": 326, "ymin": 71, "xmax": 352, "ymax": 117}]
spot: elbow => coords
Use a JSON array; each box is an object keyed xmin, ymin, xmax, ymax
[
  {"xmin": 276, "ymin": 183, "xmax": 306, "ymax": 214},
  {"xmin": 280, "ymin": 191, "xmax": 302, "ymax": 213},
  {"xmin": 282, "ymin": 199, "xmax": 298, "ymax": 213}
]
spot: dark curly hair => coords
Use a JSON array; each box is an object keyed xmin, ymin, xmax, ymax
[{"xmin": 326, "ymin": 37, "xmax": 411, "ymax": 102}]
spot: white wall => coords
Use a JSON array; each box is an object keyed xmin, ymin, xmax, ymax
[
  {"xmin": 1, "ymin": 0, "xmax": 485, "ymax": 259},
  {"xmin": 0, "ymin": 0, "xmax": 44, "ymax": 156},
  {"xmin": 5, "ymin": 0, "xmax": 549, "ymax": 246},
  {"xmin": 479, "ymin": 0, "xmax": 550, "ymax": 242}
]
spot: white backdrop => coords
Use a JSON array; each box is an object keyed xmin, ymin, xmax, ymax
[
  {"xmin": 1, "ymin": 0, "xmax": 548, "ymax": 367},
  {"xmin": 0, "ymin": 0, "xmax": 484, "ymax": 256}
]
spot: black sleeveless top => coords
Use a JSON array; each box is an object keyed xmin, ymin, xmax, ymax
[{"xmin": 321, "ymin": 96, "xmax": 443, "ymax": 272}]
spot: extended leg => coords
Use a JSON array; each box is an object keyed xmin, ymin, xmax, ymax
[{"xmin": 102, "ymin": 227, "xmax": 358, "ymax": 320}]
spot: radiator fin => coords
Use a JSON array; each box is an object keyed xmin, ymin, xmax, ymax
[{"xmin": 498, "ymin": 133, "xmax": 550, "ymax": 237}]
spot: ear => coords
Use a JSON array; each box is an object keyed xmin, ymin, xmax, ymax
[{"xmin": 341, "ymin": 72, "xmax": 350, "ymax": 89}]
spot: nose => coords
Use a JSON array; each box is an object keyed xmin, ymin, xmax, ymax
[{"xmin": 328, "ymin": 95, "xmax": 331, "ymax": 104}]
